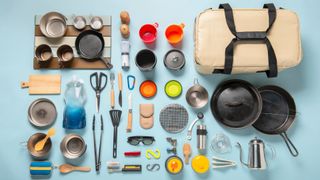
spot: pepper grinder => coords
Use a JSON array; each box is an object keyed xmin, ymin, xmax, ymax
[
  {"xmin": 121, "ymin": 40, "xmax": 130, "ymax": 69},
  {"xmin": 197, "ymin": 125, "xmax": 207, "ymax": 151}
]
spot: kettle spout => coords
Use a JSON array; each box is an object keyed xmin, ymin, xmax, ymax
[{"xmin": 236, "ymin": 142, "xmax": 248, "ymax": 167}]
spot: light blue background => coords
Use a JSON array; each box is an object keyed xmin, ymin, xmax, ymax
[{"xmin": 0, "ymin": 0, "xmax": 319, "ymax": 179}]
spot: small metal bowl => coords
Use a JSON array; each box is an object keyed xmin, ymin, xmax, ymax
[
  {"xmin": 90, "ymin": 16, "xmax": 103, "ymax": 30},
  {"xmin": 27, "ymin": 133, "xmax": 52, "ymax": 160},
  {"xmin": 60, "ymin": 134, "xmax": 86, "ymax": 159},
  {"xmin": 186, "ymin": 79, "xmax": 209, "ymax": 109},
  {"xmin": 73, "ymin": 16, "xmax": 87, "ymax": 30}
]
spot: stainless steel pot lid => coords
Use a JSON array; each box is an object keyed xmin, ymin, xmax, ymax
[
  {"xmin": 210, "ymin": 80, "xmax": 262, "ymax": 128},
  {"xmin": 28, "ymin": 98, "xmax": 57, "ymax": 128},
  {"xmin": 164, "ymin": 49, "xmax": 185, "ymax": 71},
  {"xmin": 60, "ymin": 134, "xmax": 86, "ymax": 159}
]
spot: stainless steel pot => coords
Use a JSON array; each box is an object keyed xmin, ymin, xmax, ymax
[
  {"xmin": 40, "ymin": 12, "xmax": 67, "ymax": 38},
  {"xmin": 60, "ymin": 134, "xmax": 86, "ymax": 159},
  {"xmin": 27, "ymin": 133, "xmax": 52, "ymax": 160}
]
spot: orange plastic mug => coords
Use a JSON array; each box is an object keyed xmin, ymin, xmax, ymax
[{"xmin": 165, "ymin": 23, "xmax": 185, "ymax": 45}]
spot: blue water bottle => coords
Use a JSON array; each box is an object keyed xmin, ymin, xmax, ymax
[{"xmin": 63, "ymin": 76, "xmax": 87, "ymax": 129}]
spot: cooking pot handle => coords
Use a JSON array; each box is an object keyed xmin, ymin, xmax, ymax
[
  {"xmin": 20, "ymin": 141, "xmax": 28, "ymax": 149},
  {"xmin": 280, "ymin": 132, "xmax": 299, "ymax": 157},
  {"xmin": 225, "ymin": 101, "xmax": 243, "ymax": 107},
  {"xmin": 101, "ymin": 58, "xmax": 113, "ymax": 70},
  {"xmin": 193, "ymin": 78, "xmax": 199, "ymax": 85}
]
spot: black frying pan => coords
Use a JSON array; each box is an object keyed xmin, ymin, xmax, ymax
[
  {"xmin": 210, "ymin": 80, "xmax": 262, "ymax": 128},
  {"xmin": 253, "ymin": 85, "xmax": 299, "ymax": 157},
  {"xmin": 75, "ymin": 30, "xmax": 113, "ymax": 69}
]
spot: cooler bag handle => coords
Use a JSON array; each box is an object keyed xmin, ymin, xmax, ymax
[{"xmin": 217, "ymin": 3, "xmax": 278, "ymax": 78}]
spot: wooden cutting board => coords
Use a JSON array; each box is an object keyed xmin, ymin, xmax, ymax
[{"xmin": 21, "ymin": 75, "xmax": 61, "ymax": 94}]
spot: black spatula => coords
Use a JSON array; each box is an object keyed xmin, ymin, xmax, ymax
[{"xmin": 109, "ymin": 110, "xmax": 122, "ymax": 158}]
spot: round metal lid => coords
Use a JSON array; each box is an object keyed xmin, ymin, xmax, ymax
[
  {"xmin": 210, "ymin": 80, "xmax": 262, "ymax": 128},
  {"xmin": 164, "ymin": 49, "xmax": 185, "ymax": 71},
  {"xmin": 28, "ymin": 98, "xmax": 57, "ymax": 128}
]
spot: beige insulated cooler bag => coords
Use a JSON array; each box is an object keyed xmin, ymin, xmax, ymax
[{"xmin": 194, "ymin": 3, "xmax": 302, "ymax": 77}]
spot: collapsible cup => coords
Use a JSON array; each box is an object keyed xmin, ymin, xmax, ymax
[
  {"xmin": 165, "ymin": 23, "xmax": 185, "ymax": 45},
  {"xmin": 139, "ymin": 23, "xmax": 159, "ymax": 44}
]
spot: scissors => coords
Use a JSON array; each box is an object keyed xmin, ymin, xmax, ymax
[{"xmin": 90, "ymin": 72, "xmax": 108, "ymax": 113}]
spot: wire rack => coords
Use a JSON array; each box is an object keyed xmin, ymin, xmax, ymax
[{"xmin": 159, "ymin": 104, "xmax": 189, "ymax": 133}]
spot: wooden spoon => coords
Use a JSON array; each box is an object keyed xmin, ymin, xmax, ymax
[
  {"xmin": 59, "ymin": 164, "xmax": 91, "ymax": 174},
  {"xmin": 183, "ymin": 143, "xmax": 192, "ymax": 164},
  {"xmin": 34, "ymin": 128, "xmax": 55, "ymax": 151}
]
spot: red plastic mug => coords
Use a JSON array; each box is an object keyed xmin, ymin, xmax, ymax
[
  {"xmin": 165, "ymin": 23, "xmax": 185, "ymax": 45},
  {"xmin": 139, "ymin": 23, "xmax": 159, "ymax": 44}
]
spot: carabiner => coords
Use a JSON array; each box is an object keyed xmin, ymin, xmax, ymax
[{"xmin": 127, "ymin": 75, "xmax": 136, "ymax": 91}]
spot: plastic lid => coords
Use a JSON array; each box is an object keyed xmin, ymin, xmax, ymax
[
  {"xmin": 210, "ymin": 80, "xmax": 262, "ymax": 128},
  {"xmin": 165, "ymin": 156, "xmax": 183, "ymax": 174},
  {"xmin": 191, "ymin": 155, "xmax": 210, "ymax": 174},
  {"xmin": 164, "ymin": 49, "xmax": 185, "ymax": 71},
  {"xmin": 140, "ymin": 80, "xmax": 157, "ymax": 98},
  {"xmin": 165, "ymin": 80, "xmax": 182, "ymax": 98}
]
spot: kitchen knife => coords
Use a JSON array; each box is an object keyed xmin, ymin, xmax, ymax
[{"xmin": 118, "ymin": 72, "xmax": 123, "ymax": 107}]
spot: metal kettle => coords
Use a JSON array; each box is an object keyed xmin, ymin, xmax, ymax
[{"xmin": 237, "ymin": 137, "xmax": 273, "ymax": 170}]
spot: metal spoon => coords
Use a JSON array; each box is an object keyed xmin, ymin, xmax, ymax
[
  {"xmin": 59, "ymin": 164, "xmax": 91, "ymax": 174},
  {"xmin": 34, "ymin": 128, "xmax": 55, "ymax": 151}
]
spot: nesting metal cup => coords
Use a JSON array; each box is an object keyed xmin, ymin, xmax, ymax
[
  {"xmin": 57, "ymin": 44, "xmax": 74, "ymax": 67},
  {"xmin": 35, "ymin": 44, "xmax": 53, "ymax": 66}
]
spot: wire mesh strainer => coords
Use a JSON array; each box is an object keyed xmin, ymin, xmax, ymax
[{"xmin": 160, "ymin": 104, "xmax": 188, "ymax": 133}]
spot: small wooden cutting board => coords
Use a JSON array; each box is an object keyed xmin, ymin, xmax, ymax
[{"xmin": 21, "ymin": 74, "xmax": 61, "ymax": 95}]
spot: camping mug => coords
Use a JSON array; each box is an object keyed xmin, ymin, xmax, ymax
[
  {"xmin": 165, "ymin": 23, "xmax": 185, "ymax": 45},
  {"xmin": 135, "ymin": 49, "xmax": 157, "ymax": 71},
  {"xmin": 35, "ymin": 44, "xmax": 53, "ymax": 66},
  {"xmin": 57, "ymin": 44, "xmax": 74, "ymax": 67},
  {"xmin": 139, "ymin": 23, "xmax": 159, "ymax": 44},
  {"xmin": 24, "ymin": 133, "xmax": 52, "ymax": 160}
]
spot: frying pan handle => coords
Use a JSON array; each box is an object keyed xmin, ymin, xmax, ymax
[
  {"xmin": 113, "ymin": 127, "xmax": 118, "ymax": 158},
  {"xmin": 101, "ymin": 58, "xmax": 113, "ymax": 70},
  {"xmin": 225, "ymin": 101, "xmax": 243, "ymax": 107},
  {"xmin": 280, "ymin": 132, "xmax": 299, "ymax": 157}
]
